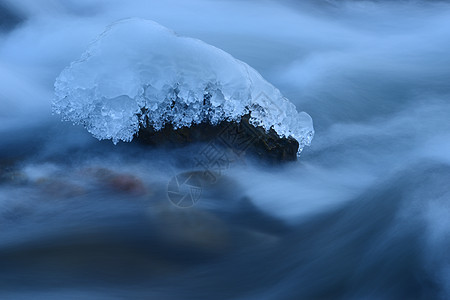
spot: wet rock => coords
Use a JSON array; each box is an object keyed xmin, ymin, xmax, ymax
[
  {"xmin": 108, "ymin": 174, "xmax": 147, "ymax": 195},
  {"xmin": 152, "ymin": 207, "xmax": 229, "ymax": 254},
  {"xmin": 137, "ymin": 114, "xmax": 299, "ymax": 162},
  {"xmin": 83, "ymin": 167, "xmax": 147, "ymax": 196}
]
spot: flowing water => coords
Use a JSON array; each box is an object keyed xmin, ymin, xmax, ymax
[{"xmin": 1, "ymin": 1, "xmax": 450, "ymax": 299}]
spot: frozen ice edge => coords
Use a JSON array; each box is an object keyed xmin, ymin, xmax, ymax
[{"xmin": 53, "ymin": 18, "xmax": 314, "ymax": 156}]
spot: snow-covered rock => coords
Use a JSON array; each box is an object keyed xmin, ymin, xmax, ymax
[{"xmin": 53, "ymin": 18, "xmax": 314, "ymax": 155}]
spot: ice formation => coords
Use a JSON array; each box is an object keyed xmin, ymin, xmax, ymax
[{"xmin": 53, "ymin": 18, "xmax": 314, "ymax": 154}]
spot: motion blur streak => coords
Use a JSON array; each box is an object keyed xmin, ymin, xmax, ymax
[{"xmin": 1, "ymin": 1, "xmax": 449, "ymax": 299}]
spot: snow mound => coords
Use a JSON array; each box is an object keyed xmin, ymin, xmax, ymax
[{"xmin": 53, "ymin": 18, "xmax": 314, "ymax": 154}]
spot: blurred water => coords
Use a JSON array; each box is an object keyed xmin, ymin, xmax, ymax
[{"xmin": 1, "ymin": 0, "xmax": 450, "ymax": 299}]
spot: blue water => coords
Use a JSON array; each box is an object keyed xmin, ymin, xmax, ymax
[{"xmin": 1, "ymin": 1, "xmax": 450, "ymax": 299}]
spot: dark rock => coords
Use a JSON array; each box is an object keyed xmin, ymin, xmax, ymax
[
  {"xmin": 108, "ymin": 174, "xmax": 147, "ymax": 195},
  {"xmin": 136, "ymin": 114, "xmax": 299, "ymax": 162},
  {"xmin": 82, "ymin": 167, "xmax": 147, "ymax": 196}
]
